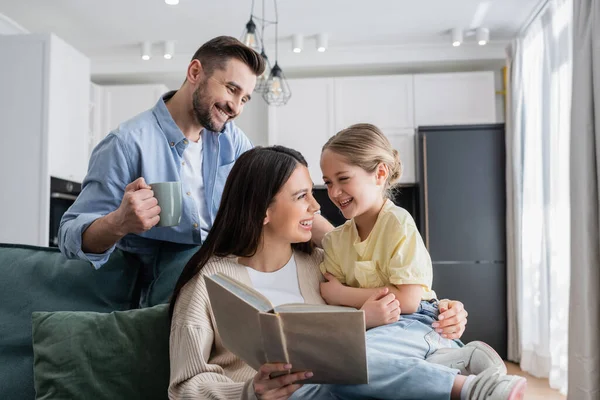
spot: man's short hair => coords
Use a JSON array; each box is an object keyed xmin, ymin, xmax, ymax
[{"xmin": 191, "ymin": 36, "xmax": 265, "ymax": 77}]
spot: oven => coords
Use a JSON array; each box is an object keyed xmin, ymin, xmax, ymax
[{"xmin": 49, "ymin": 177, "xmax": 81, "ymax": 247}]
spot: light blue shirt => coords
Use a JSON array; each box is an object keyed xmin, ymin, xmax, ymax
[{"xmin": 58, "ymin": 91, "xmax": 253, "ymax": 269}]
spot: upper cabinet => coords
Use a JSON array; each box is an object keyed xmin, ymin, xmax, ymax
[
  {"xmin": 334, "ymin": 75, "xmax": 414, "ymax": 131},
  {"xmin": 268, "ymin": 78, "xmax": 336, "ymax": 185},
  {"xmin": 47, "ymin": 35, "xmax": 91, "ymax": 184},
  {"xmin": 267, "ymin": 71, "xmax": 500, "ymax": 185},
  {"xmin": 102, "ymin": 84, "xmax": 169, "ymax": 132},
  {"xmin": 89, "ymin": 83, "xmax": 169, "ymax": 156},
  {"xmin": 414, "ymin": 71, "xmax": 497, "ymax": 126}
]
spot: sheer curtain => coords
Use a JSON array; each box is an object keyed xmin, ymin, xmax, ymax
[{"xmin": 506, "ymin": 0, "xmax": 572, "ymax": 394}]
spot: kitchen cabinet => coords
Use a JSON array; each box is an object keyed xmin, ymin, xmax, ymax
[
  {"xmin": 414, "ymin": 71, "xmax": 497, "ymax": 126},
  {"xmin": 386, "ymin": 129, "xmax": 417, "ymax": 185},
  {"xmin": 267, "ymin": 71, "xmax": 498, "ymax": 186},
  {"xmin": 89, "ymin": 83, "xmax": 169, "ymax": 153},
  {"xmin": 268, "ymin": 78, "xmax": 336, "ymax": 185},
  {"xmin": 333, "ymin": 75, "xmax": 414, "ymax": 131}
]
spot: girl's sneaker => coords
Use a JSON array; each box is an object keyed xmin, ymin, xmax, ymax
[
  {"xmin": 466, "ymin": 368, "xmax": 527, "ymax": 400},
  {"xmin": 426, "ymin": 341, "xmax": 507, "ymax": 375}
]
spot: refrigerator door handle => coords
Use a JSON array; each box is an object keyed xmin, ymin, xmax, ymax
[
  {"xmin": 432, "ymin": 260, "xmax": 506, "ymax": 265},
  {"xmin": 422, "ymin": 133, "xmax": 430, "ymax": 250}
]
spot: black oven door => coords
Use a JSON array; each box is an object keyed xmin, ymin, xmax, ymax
[{"xmin": 49, "ymin": 177, "xmax": 81, "ymax": 247}]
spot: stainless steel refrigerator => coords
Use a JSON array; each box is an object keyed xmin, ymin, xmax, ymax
[{"xmin": 418, "ymin": 124, "xmax": 507, "ymax": 358}]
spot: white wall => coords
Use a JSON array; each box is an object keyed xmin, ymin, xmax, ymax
[
  {"xmin": 235, "ymin": 97, "xmax": 268, "ymax": 146},
  {"xmin": 0, "ymin": 13, "xmax": 28, "ymax": 35}
]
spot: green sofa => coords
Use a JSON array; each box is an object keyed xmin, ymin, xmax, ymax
[{"xmin": 0, "ymin": 242, "xmax": 199, "ymax": 400}]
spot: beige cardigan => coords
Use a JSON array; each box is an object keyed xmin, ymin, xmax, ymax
[{"xmin": 169, "ymin": 249, "xmax": 326, "ymax": 400}]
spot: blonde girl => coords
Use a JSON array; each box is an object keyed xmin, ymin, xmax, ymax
[{"xmin": 317, "ymin": 123, "xmax": 527, "ymax": 400}]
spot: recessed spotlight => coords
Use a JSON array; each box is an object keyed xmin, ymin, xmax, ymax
[
  {"xmin": 452, "ymin": 28, "xmax": 463, "ymax": 47},
  {"xmin": 476, "ymin": 27, "xmax": 490, "ymax": 45},
  {"xmin": 292, "ymin": 34, "xmax": 303, "ymax": 53},
  {"xmin": 164, "ymin": 41, "xmax": 175, "ymax": 59},
  {"xmin": 317, "ymin": 33, "xmax": 328, "ymax": 52},
  {"xmin": 165, "ymin": 0, "xmax": 179, "ymax": 5},
  {"xmin": 141, "ymin": 41, "xmax": 151, "ymax": 60}
]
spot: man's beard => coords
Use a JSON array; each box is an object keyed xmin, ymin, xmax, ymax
[{"xmin": 192, "ymin": 82, "xmax": 229, "ymax": 133}]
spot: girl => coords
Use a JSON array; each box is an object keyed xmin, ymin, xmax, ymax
[
  {"xmin": 168, "ymin": 145, "xmax": 505, "ymax": 400},
  {"xmin": 319, "ymin": 123, "xmax": 527, "ymax": 400}
]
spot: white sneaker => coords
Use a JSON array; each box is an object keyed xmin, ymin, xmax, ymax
[
  {"xmin": 466, "ymin": 368, "xmax": 527, "ymax": 400},
  {"xmin": 426, "ymin": 341, "xmax": 507, "ymax": 375}
]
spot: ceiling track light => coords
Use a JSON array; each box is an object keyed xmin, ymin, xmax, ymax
[
  {"xmin": 292, "ymin": 34, "xmax": 303, "ymax": 53},
  {"xmin": 452, "ymin": 28, "xmax": 463, "ymax": 47},
  {"xmin": 164, "ymin": 40, "xmax": 175, "ymax": 59},
  {"xmin": 476, "ymin": 27, "xmax": 490, "ymax": 45},
  {"xmin": 316, "ymin": 33, "xmax": 328, "ymax": 52},
  {"xmin": 141, "ymin": 41, "xmax": 151, "ymax": 61}
]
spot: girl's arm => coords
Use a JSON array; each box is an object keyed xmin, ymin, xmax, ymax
[{"xmin": 321, "ymin": 273, "xmax": 423, "ymax": 313}]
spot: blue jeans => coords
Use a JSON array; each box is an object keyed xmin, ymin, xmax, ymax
[
  {"xmin": 292, "ymin": 301, "xmax": 460, "ymax": 400},
  {"xmin": 126, "ymin": 241, "xmax": 199, "ymax": 308}
]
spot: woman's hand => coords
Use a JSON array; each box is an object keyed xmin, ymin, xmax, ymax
[
  {"xmin": 360, "ymin": 288, "xmax": 400, "ymax": 329},
  {"xmin": 432, "ymin": 299, "xmax": 469, "ymax": 340},
  {"xmin": 253, "ymin": 363, "xmax": 313, "ymax": 399}
]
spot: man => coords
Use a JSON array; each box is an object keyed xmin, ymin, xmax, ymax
[{"xmin": 59, "ymin": 36, "xmax": 333, "ymax": 306}]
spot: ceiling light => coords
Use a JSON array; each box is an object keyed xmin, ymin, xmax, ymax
[
  {"xmin": 452, "ymin": 28, "xmax": 463, "ymax": 47},
  {"xmin": 264, "ymin": 63, "xmax": 292, "ymax": 106},
  {"xmin": 164, "ymin": 41, "xmax": 175, "ymax": 59},
  {"xmin": 292, "ymin": 34, "xmax": 303, "ymax": 53},
  {"xmin": 476, "ymin": 27, "xmax": 490, "ymax": 45},
  {"xmin": 255, "ymin": 50, "xmax": 272, "ymax": 93},
  {"xmin": 241, "ymin": 18, "xmax": 261, "ymax": 51},
  {"xmin": 165, "ymin": 0, "xmax": 179, "ymax": 5},
  {"xmin": 141, "ymin": 41, "xmax": 151, "ymax": 61},
  {"xmin": 316, "ymin": 33, "xmax": 328, "ymax": 52}
]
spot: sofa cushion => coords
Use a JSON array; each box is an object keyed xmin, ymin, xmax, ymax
[
  {"xmin": 0, "ymin": 242, "xmax": 199, "ymax": 400},
  {"xmin": 31, "ymin": 304, "xmax": 170, "ymax": 400},
  {"xmin": 0, "ymin": 244, "xmax": 136, "ymax": 400}
]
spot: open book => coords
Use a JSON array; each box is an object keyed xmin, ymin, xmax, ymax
[{"xmin": 205, "ymin": 272, "xmax": 369, "ymax": 384}]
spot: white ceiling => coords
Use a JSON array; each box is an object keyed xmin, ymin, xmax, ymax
[{"xmin": 0, "ymin": 0, "xmax": 542, "ymax": 82}]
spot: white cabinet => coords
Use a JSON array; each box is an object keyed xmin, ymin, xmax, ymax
[
  {"xmin": 47, "ymin": 36, "xmax": 90, "ymax": 184},
  {"xmin": 103, "ymin": 84, "xmax": 169, "ymax": 131},
  {"xmin": 268, "ymin": 71, "xmax": 499, "ymax": 186},
  {"xmin": 386, "ymin": 129, "xmax": 417, "ymax": 185},
  {"xmin": 414, "ymin": 72, "xmax": 497, "ymax": 126},
  {"xmin": 334, "ymin": 75, "xmax": 414, "ymax": 131},
  {"xmin": 268, "ymin": 78, "xmax": 336, "ymax": 185},
  {"xmin": 0, "ymin": 33, "xmax": 90, "ymax": 246},
  {"xmin": 89, "ymin": 83, "xmax": 169, "ymax": 155}
]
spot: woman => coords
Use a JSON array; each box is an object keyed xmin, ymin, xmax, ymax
[{"xmin": 169, "ymin": 146, "xmax": 473, "ymax": 400}]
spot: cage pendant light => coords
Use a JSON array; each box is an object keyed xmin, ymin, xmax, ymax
[
  {"xmin": 263, "ymin": 62, "xmax": 292, "ymax": 106},
  {"xmin": 255, "ymin": 50, "xmax": 273, "ymax": 93},
  {"xmin": 241, "ymin": 0, "xmax": 262, "ymax": 51},
  {"xmin": 262, "ymin": 0, "xmax": 291, "ymax": 106},
  {"xmin": 253, "ymin": 0, "xmax": 272, "ymax": 93}
]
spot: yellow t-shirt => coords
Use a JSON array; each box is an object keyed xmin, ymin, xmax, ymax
[{"xmin": 320, "ymin": 199, "xmax": 436, "ymax": 301}]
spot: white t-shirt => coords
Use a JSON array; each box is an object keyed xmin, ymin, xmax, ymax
[
  {"xmin": 246, "ymin": 255, "xmax": 305, "ymax": 307},
  {"xmin": 181, "ymin": 137, "xmax": 211, "ymax": 240}
]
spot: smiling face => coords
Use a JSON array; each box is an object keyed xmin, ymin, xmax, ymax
[
  {"xmin": 320, "ymin": 149, "xmax": 387, "ymax": 221},
  {"xmin": 264, "ymin": 164, "xmax": 321, "ymax": 244},
  {"xmin": 192, "ymin": 58, "xmax": 256, "ymax": 132}
]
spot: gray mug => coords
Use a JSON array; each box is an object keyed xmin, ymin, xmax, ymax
[{"xmin": 150, "ymin": 181, "xmax": 182, "ymax": 227}]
